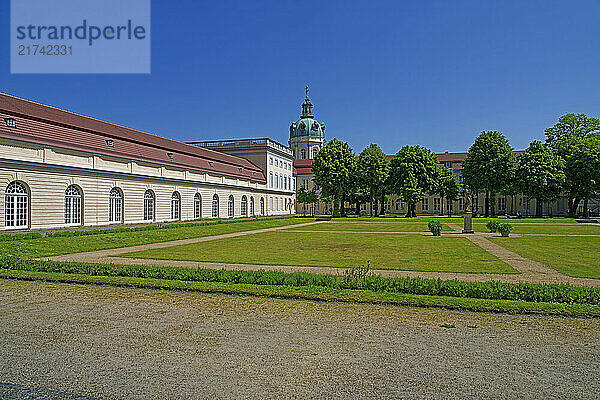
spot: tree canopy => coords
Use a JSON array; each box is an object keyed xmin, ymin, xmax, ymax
[
  {"xmin": 516, "ymin": 140, "xmax": 566, "ymax": 217},
  {"xmin": 437, "ymin": 166, "xmax": 462, "ymax": 217},
  {"xmin": 389, "ymin": 145, "xmax": 439, "ymax": 217},
  {"xmin": 462, "ymin": 131, "xmax": 517, "ymax": 216},
  {"xmin": 311, "ymin": 138, "xmax": 356, "ymax": 216},
  {"xmin": 357, "ymin": 144, "xmax": 390, "ymax": 216}
]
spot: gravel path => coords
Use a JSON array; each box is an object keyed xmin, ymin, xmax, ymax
[{"xmin": 1, "ymin": 279, "xmax": 599, "ymax": 400}]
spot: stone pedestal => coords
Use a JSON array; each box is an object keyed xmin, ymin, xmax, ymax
[{"xmin": 462, "ymin": 212, "xmax": 474, "ymax": 234}]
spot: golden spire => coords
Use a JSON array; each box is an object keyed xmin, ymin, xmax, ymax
[{"xmin": 305, "ymin": 85, "xmax": 309, "ymax": 99}]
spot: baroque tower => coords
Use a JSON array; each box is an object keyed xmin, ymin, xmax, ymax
[{"xmin": 288, "ymin": 86, "xmax": 326, "ymax": 160}]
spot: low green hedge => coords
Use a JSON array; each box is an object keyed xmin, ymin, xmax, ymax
[{"xmin": 1, "ymin": 256, "xmax": 598, "ymax": 306}]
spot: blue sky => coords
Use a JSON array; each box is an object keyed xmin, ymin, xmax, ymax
[{"xmin": 2, "ymin": 0, "xmax": 600, "ymax": 154}]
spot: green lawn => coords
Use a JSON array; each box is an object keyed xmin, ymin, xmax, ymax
[
  {"xmin": 121, "ymin": 231, "xmax": 517, "ymax": 274},
  {"xmin": 0, "ymin": 218, "xmax": 312, "ymax": 258},
  {"xmin": 491, "ymin": 236, "xmax": 600, "ymax": 279},
  {"xmin": 288, "ymin": 221, "xmax": 451, "ymax": 232},
  {"xmin": 474, "ymin": 223, "xmax": 600, "ymax": 235}
]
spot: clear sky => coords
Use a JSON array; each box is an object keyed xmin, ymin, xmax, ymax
[{"xmin": 2, "ymin": 0, "xmax": 600, "ymax": 154}]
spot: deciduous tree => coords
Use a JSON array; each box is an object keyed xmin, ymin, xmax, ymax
[
  {"xmin": 389, "ymin": 145, "xmax": 439, "ymax": 217},
  {"xmin": 311, "ymin": 138, "xmax": 356, "ymax": 217},
  {"xmin": 437, "ymin": 166, "xmax": 462, "ymax": 217},
  {"xmin": 357, "ymin": 144, "xmax": 390, "ymax": 217},
  {"xmin": 462, "ymin": 131, "xmax": 517, "ymax": 217},
  {"xmin": 516, "ymin": 140, "xmax": 565, "ymax": 217}
]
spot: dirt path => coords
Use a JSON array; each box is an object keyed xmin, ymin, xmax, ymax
[
  {"xmin": 42, "ymin": 221, "xmax": 600, "ymax": 288},
  {"xmin": 2, "ymin": 280, "xmax": 599, "ymax": 400}
]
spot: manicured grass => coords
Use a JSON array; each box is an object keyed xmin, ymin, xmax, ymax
[
  {"xmin": 0, "ymin": 218, "xmax": 311, "ymax": 258},
  {"xmin": 121, "ymin": 231, "xmax": 517, "ymax": 274},
  {"xmin": 491, "ymin": 236, "xmax": 600, "ymax": 279},
  {"xmin": 474, "ymin": 223, "xmax": 600, "ymax": 235},
  {"xmin": 288, "ymin": 221, "xmax": 451, "ymax": 232}
]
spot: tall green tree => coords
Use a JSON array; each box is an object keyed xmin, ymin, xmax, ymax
[
  {"xmin": 437, "ymin": 167, "xmax": 462, "ymax": 217},
  {"xmin": 545, "ymin": 113, "xmax": 600, "ymax": 215},
  {"xmin": 516, "ymin": 140, "xmax": 566, "ymax": 217},
  {"xmin": 462, "ymin": 131, "xmax": 517, "ymax": 217},
  {"xmin": 564, "ymin": 136, "xmax": 600, "ymax": 217},
  {"xmin": 389, "ymin": 145, "xmax": 439, "ymax": 217},
  {"xmin": 357, "ymin": 144, "xmax": 390, "ymax": 217},
  {"xmin": 311, "ymin": 138, "xmax": 356, "ymax": 217}
]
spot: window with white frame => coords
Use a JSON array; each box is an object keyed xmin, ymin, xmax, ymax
[
  {"xmin": 312, "ymin": 148, "xmax": 318, "ymax": 158},
  {"xmin": 228, "ymin": 195, "xmax": 234, "ymax": 217},
  {"xmin": 422, "ymin": 198, "xmax": 428, "ymax": 211},
  {"xmin": 270, "ymin": 197, "xmax": 273, "ymax": 211},
  {"xmin": 109, "ymin": 188, "xmax": 123, "ymax": 223},
  {"xmin": 459, "ymin": 198, "xmax": 464, "ymax": 211},
  {"xmin": 300, "ymin": 149, "xmax": 306, "ymax": 159},
  {"xmin": 269, "ymin": 172, "xmax": 273, "ymax": 188},
  {"xmin": 395, "ymin": 199, "xmax": 403, "ymax": 210},
  {"xmin": 284, "ymin": 175, "xmax": 287, "ymax": 190},
  {"xmin": 171, "ymin": 192, "xmax": 181, "ymax": 220},
  {"xmin": 433, "ymin": 198, "xmax": 440, "ymax": 211},
  {"xmin": 498, "ymin": 197, "xmax": 506, "ymax": 211},
  {"xmin": 194, "ymin": 193, "xmax": 202, "ymax": 219},
  {"xmin": 275, "ymin": 173, "xmax": 279, "ymax": 189},
  {"xmin": 65, "ymin": 185, "xmax": 82, "ymax": 225},
  {"xmin": 275, "ymin": 159, "xmax": 279, "ymax": 167},
  {"xmin": 260, "ymin": 197, "xmax": 265, "ymax": 215},
  {"xmin": 250, "ymin": 197, "xmax": 255, "ymax": 215},
  {"xmin": 143, "ymin": 190, "xmax": 155, "ymax": 222},
  {"xmin": 280, "ymin": 175, "xmax": 283, "ymax": 189},
  {"xmin": 212, "ymin": 194, "xmax": 219, "ymax": 218},
  {"xmin": 241, "ymin": 195, "xmax": 248, "ymax": 216},
  {"xmin": 5, "ymin": 181, "xmax": 29, "ymax": 228},
  {"xmin": 269, "ymin": 157, "xmax": 273, "ymax": 165}
]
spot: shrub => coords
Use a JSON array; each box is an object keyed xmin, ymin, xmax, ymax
[
  {"xmin": 498, "ymin": 223, "xmax": 513, "ymax": 237},
  {"xmin": 428, "ymin": 220, "xmax": 443, "ymax": 236},
  {"xmin": 486, "ymin": 220, "xmax": 501, "ymax": 233},
  {"xmin": 1, "ymin": 256, "xmax": 599, "ymax": 305}
]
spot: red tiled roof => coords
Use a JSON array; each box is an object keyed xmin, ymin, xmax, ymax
[
  {"xmin": 0, "ymin": 92, "xmax": 265, "ymax": 183},
  {"xmin": 292, "ymin": 159, "xmax": 314, "ymax": 175}
]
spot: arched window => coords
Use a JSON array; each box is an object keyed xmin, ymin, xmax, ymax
[
  {"xmin": 194, "ymin": 193, "xmax": 202, "ymax": 219},
  {"xmin": 241, "ymin": 195, "xmax": 248, "ymax": 216},
  {"xmin": 212, "ymin": 194, "xmax": 219, "ymax": 218},
  {"xmin": 143, "ymin": 190, "xmax": 155, "ymax": 221},
  {"xmin": 280, "ymin": 175, "xmax": 283, "ymax": 189},
  {"xmin": 260, "ymin": 197, "xmax": 265, "ymax": 215},
  {"xmin": 396, "ymin": 199, "xmax": 403, "ymax": 210},
  {"xmin": 284, "ymin": 175, "xmax": 287, "ymax": 190},
  {"xmin": 300, "ymin": 149, "xmax": 306, "ymax": 159},
  {"xmin": 171, "ymin": 191, "xmax": 181, "ymax": 220},
  {"xmin": 228, "ymin": 195, "xmax": 234, "ymax": 217},
  {"xmin": 275, "ymin": 173, "xmax": 279, "ymax": 189},
  {"xmin": 312, "ymin": 148, "xmax": 319, "ymax": 158},
  {"xmin": 5, "ymin": 181, "xmax": 29, "ymax": 228},
  {"xmin": 65, "ymin": 185, "xmax": 82, "ymax": 225},
  {"xmin": 250, "ymin": 197, "xmax": 255, "ymax": 215},
  {"xmin": 269, "ymin": 172, "xmax": 273, "ymax": 188},
  {"xmin": 109, "ymin": 188, "xmax": 123, "ymax": 223}
]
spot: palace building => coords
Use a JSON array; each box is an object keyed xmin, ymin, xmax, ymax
[{"xmin": 0, "ymin": 92, "xmax": 294, "ymax": 231}]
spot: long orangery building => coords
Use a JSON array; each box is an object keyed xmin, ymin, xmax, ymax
[{"xmin": 0, "ymin": 93, "xmax": 295, "ymax": 231}]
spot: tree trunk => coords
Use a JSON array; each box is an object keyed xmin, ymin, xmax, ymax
[
  {"xmin": 412, "ymin": 202, "xmax": 417, "ymax": 217},
  {"xmin": 370, "ymin": 186, "xmax": 374, "ymax": 218},
  {"xmin": 485, "ymin": 191, "xmax": 489, "ymax": 217},
  {"xmin": 380, "ymin": 194, "xmax": 385, "ymax": 216},
  {"xmin": 440, "ymin": 197, "xmax": 445, "ymax": 217},
  {"xmin": 340, "ymin": 194, "xmax": 346, "ymax": 217},
  {"xmin": 447, "ymin": 197, "xmax": 452, "ymax": 217},
  {"xmin": 356, "ymin": 201, "xmax": 360, "ymax": 216},
  {"xmin": 490, "ymin": 192, "xmax": 496, "ymax": 217},
  {"xmin": 572, "ymin": 197, "xmax": 581, "ymax": 216},
  {"xmin": 536, "ymin": 198, "xmax": 543, "ymax": 218}
]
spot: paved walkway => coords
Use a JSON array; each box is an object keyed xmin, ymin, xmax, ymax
[{"xmin": 42, "ymin": 221, "xmax": 600, "ymax": 288}]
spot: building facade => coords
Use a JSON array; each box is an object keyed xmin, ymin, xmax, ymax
[
  {"xmin": 0, "ymin": 93, "xmax": 294, "ymax": 231},
  {"xmin": 188, "ymin": 138, "xmax": 296, "ymax": 214}
]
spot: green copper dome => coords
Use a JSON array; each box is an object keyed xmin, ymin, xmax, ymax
[{"xmin": 289, "ymin": 88, "xmax": 325, "ymax": 139}]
